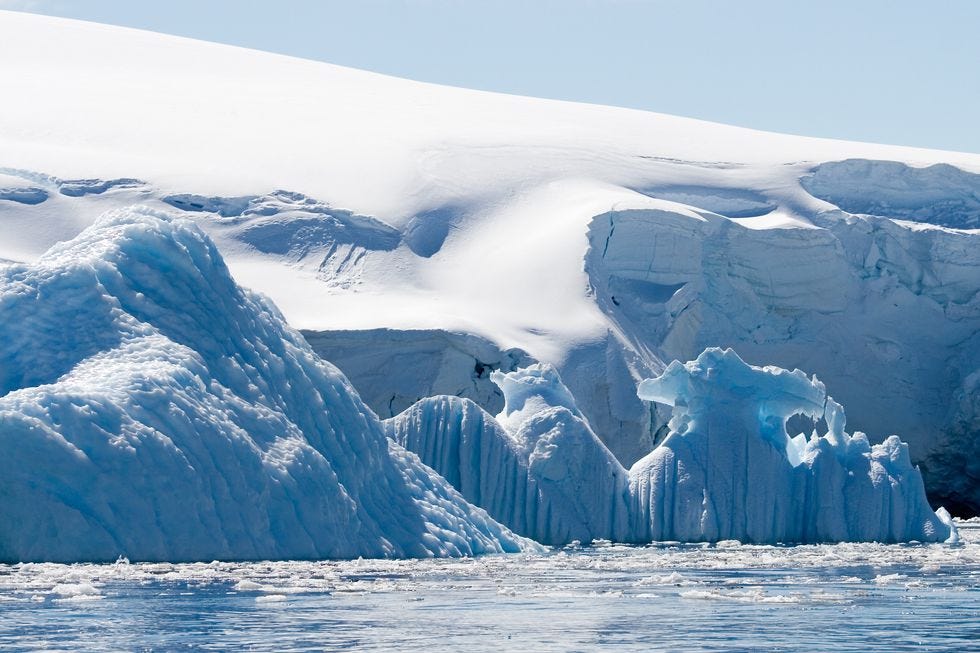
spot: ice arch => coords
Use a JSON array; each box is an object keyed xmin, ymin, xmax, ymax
[{"xmin": 632, "ymin": 348, "xmax": 955, "ymax": 543}]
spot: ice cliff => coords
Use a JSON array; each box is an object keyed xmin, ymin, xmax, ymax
[
  {"xmin": 390, "ymin": 352, "xmax": 954, "ymax": 544},
  {"xmin": 0, "ymin": 209, "xmax": 529, "ymax": 563}
]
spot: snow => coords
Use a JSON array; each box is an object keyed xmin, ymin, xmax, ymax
[
  {"xmin": 0, "ymin": 9, "xmax": 978, "ymax": 533},
  {"xmin": 0, "ymin": 208, "xmax": 531, "ymax": 562}
]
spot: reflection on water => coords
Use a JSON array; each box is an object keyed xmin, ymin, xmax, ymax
[{"xmin": 1, "ymin": 524, "xmax": 979, "ymax": 651}]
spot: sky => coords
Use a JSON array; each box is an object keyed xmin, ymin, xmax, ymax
[{"xmin": 5, "ymin": 0, "xmax": 979, "ymax": 154}]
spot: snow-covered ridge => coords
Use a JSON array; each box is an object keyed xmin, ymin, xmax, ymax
[
  {"xmin": 0, "ymin": 209, "xmax": 531, "ymax": 562},
  {"xmin": 1, "ymin": 10, "xmax": 979, "ymax": 516}
]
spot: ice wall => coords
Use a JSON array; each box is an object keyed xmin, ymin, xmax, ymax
[
  {"xmin": 0, "ymin": 208, "xmax": 530, "ymax": 562},
  {"xmin": 585, "ymin": 179, "xmax": 980, "ymax": 515},
  {"xmin": 304, "ymin": 328, "xmax": 534, "ymax": 419}
]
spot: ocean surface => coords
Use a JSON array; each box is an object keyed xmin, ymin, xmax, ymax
[{"xmin": 2, "ymin": 523, "xmax": 978, "ymax": 652}]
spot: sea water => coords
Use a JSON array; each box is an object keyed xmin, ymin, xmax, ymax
[{"xmin": 1, "ymin": 523, "xmax": 978, "ymax": 651}]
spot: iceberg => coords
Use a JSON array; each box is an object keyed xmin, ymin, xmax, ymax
[
  {"xmin": 2, "ymin": 11, "xmax": 979, "ymax": 516},
  {"xmin": 632, "ymin": 348, "xmax": 955, "ymax": 544},
  {"xmin": 391, "ymin": 351, "xmax": 954, "ymax": 545},
  {"xmin": 0, "ymin": 209, "xmax": 951, "ymax": 559},
  {"xmin": 387, "ymin": 365, "xmax": 631, "ymax": 544},
  {"xmin": 0, "ymin": 208, "xmax": 530, "ymax": 563}
]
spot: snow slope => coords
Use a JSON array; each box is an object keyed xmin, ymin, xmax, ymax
[
  {"xmin": 0, "ymin": 208, "xmax": 530, "ymax": 562},
  {"xmin": 1, "ymin": 11, "xmax": 979, "ymax": 513}
]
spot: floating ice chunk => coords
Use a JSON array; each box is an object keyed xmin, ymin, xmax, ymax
[
  {"xmin": 392, "ymin": 351, "xmax": 953, "ymax": 545},
  {"xmin": 387, "ymin": 364, "xmax": 631, "ymax": 544},
  {"xmin": 935, "ymin": 507, "xmax": 959, "ymax": 545},
  {"xmin": 51, "ymin": 583, "xmax": 102, "ymax": 597},
  {"xmin": 633, "ymin": 348, "xmax": 954, "ymax": 543},
  {"xmin": 255, "ymin": 594, "xmax": 288, "ymax": 603},
  {"xmin": 0, "ymin": 208, "xmax": 530, "ymax": 562}
]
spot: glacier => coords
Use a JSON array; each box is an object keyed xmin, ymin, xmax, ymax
[
  {"xmin": 0, "ymin": 9, "xmax": 977, "ymax": 542},
  {"xmin": 390, "ymin": 353, "xmax": 954, "ymax": 544},
  {"xmin": 0, "ymin": 208, "xmax": 530, "ymax": 563},
  {"xmin": 4, "ymin": 206, "xmax": 944, "ymax": 559}
]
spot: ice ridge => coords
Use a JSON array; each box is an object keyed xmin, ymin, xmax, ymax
[{"xmin": 0, "ymin": 208, "xmax": 530, "ymax": 562}]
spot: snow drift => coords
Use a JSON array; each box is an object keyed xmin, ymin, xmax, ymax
[
  {"xmin": 0, "ymin": 208, "xmax": 529, "ymax": 563},
  {"xmin": 390, "ymin": 353, "xmax": 954, "ymax": 544}
]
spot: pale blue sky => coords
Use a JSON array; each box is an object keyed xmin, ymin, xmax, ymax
[{"xmin": 7, "ymin": 0, "xmax": 980, "ymax": 153}]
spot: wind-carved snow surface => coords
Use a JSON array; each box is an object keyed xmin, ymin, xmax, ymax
[
  {"xmin": 0, "ymin": 209, "xmax": 530, "ymax": 563},
  {"xmin": 162, "ymin": 190, "xmax": 402, "ymax": 289},
  {"xmin": 389, "ymin": 353, "xmax": 954, "ymax": 544}
]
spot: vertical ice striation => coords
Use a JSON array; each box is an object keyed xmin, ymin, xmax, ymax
[
  {"xmin": 0, "ymin": 208, "xmax": 531, "ymax": 562},
  {"xmin": 387, "ymin": 364, "xmax": 631, "ymax": 544},
  {"xmin": 386, "ymin": 396, "xmax": 538, "ymax": 536},
  {"xmin": 393, "ymin": 351, "xmax": 954, "ymax": 545},
  {"xmin": 633, "ymin": 348, "xmax": 954, "ymax": 543}
]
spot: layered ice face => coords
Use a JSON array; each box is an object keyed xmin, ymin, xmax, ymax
[{"xmin": 0, "ymin": 208, "xmax": 530, "ymax": 563}]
